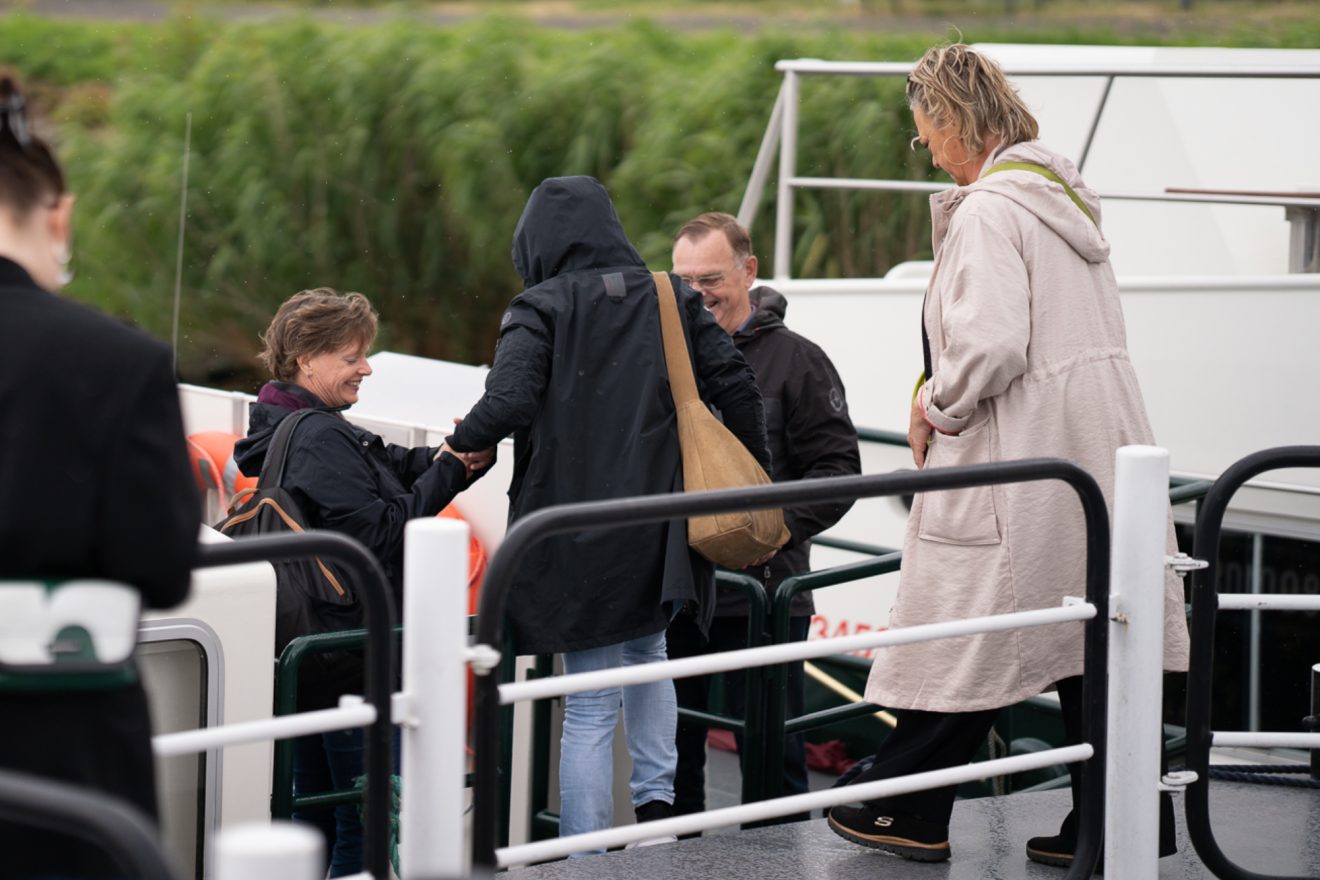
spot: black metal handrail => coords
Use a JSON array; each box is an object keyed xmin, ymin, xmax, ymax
[
  {"xmin": 472, "ymin": 459, "xmax": 1110, "ymax": 878},
  {"xmin": 196, "ymin": 532, "xmax": 397, "ymax": 880},
  {"xmin": 1185, "ymin": 446, "xmax": 1320, "ymax": 880},
  {"xmin": 0, "ymin": 767, "xmax": 177, "ymax": 880}
]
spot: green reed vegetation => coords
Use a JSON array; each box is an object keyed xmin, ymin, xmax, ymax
[{"xmin": 4, "ymin": 12, "xmax": 1314, "ymax": 384}]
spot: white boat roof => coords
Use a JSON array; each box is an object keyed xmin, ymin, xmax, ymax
[{"xmin": 971, "ymin": 43, "xmax": 1320, "ymax": 277}]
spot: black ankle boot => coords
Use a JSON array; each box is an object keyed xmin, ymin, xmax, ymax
[
  {"xmin": 626, "ymin": 799, "xmax": 678, "ymax": 849},
  {"xmin": 1026, "ymin": 805, "xmax": 1176, "ymax": 871},
  {"xmin": 827, "ymin": 804, "xmax": 951, "ymax": 862}
]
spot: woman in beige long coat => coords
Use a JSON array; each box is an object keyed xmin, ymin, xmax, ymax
[{"xmin": 827, "ymin": 44, "xmax": 1189, "ymax": 867}]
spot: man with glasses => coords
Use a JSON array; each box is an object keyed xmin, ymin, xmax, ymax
[{"xmin": 666, "ymin": 212, "xmax": 861, "ymax": 824}]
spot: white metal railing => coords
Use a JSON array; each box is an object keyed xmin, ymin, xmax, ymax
[
  {"xmin": 738, "ymin": 59, "xmax": 1320, "ymax": 279},
  {"xmin": 491, "ymin": 602, "xmax": 1096, "ymax": 866},
  {"xmin": 1211, "ymin": 732, "xmax": 1320, "ymax": 749},
  {"xmin": 500, "ymin": 602, "xmax": 1094, "ymax": 705},
  {"xmin": 1216, "ymin": 593, "xmax": 1320, "ymax": 611},
  {"xmin": 773, "ymin": 59, "xmax": 1320, "ymax": 78},
  {"xmin": 177, "ymin": 447, "xmax": 1182, "ymax": 879},
  {"xmin": 153, "ymin": 698, "xmax": 377, "ymax": 758},
  {"xmin": 475, "ymin": 446, "xmax": 1170, "ymax": 877},
  {"xmin": 498, "ymin": 745, "xmax": 1094, "ymax": 867},
  {"xmin": 178, "ymin": 383, "xmax": 455, "ymax": 448},
  {"xmin": 1203, "ymin": 591, "xmax": 1320, "ymax": 751}
]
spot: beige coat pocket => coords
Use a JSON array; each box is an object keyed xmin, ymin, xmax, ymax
[{"xmin": 918, "ymin": 421, "xmax": 1001, "ymax": 546}]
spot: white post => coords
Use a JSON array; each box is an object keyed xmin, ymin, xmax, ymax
[
  {"xmin": 773, "ymin": 70, "xmax": 799, "ymax": 281},
  {"xmin": 1105, "ymin": 445, "xmax": 1170, "ymax": 879},
  {"xmin": 216, "ymin": 822, "xmax": 323, "ymax": 880},
  {"xmin": 400, "ymin": 518, "xmax": 471, "ymax": 880}
]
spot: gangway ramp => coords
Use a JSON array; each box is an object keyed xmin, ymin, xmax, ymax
[{"xmin": 507, "ymin": 783, "xmax": 1320, "ymax": 880}]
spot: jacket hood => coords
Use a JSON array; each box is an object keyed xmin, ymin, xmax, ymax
[
  {"xmin": 511, "ymin": 176, "xmax": 645, "ymax": 288},
  {"xmin": 969, "ymin": 141, "xmax": 1110, "ymax": 264},
  {"xmin": 737, "ymin": 286, "xmax": 787, "ymax": 338}
]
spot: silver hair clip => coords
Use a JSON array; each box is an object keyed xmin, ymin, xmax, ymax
[{"xmin": 0, "ymin": 94, "xmax": 32, "ymax": 151}]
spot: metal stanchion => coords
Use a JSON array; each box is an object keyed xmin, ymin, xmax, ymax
[
  {"xmin": 1105, "ymin": 445, "xmax": 1170, "ymax": 878},
  {"xmin": 215, "ymin": 822, "xmax": 323, "ymax": 880},
  {"xmin": 1310, "ymin": 663, "xmax": 1320, "ymax": 780},
  {"xmin": 400, "ymin": 518, "xmax": 472, "ymax": 880}
]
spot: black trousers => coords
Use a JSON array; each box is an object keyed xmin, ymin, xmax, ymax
[
  {"xmin": 667, "ymin": 614, "xmax": 811, "ymax": 821},
  {"xmin": 850, "ymin": 675, "xmax": 1175, "ymax": 848}
]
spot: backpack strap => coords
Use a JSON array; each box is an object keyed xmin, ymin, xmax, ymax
[
  {"xmin": 983, "ymin": 161, "xmax": 1097, "ymax": 228},
  {"xmin": 259, "ymin": 409, "xmax": 331, "ymax": 490}
]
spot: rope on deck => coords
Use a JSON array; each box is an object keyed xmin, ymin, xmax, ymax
[{"xmin": 1172, "ymin": 764, "xmax": 1320, "ymax": 788}]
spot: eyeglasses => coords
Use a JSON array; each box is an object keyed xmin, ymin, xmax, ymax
[{"xmin": 679, "ymin": 265, "xmax": 740, "ymax": 291}]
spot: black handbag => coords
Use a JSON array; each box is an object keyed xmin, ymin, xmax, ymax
[{"xmin": 216, "ymin": 409, "xmax": 364, "ymax": 709}]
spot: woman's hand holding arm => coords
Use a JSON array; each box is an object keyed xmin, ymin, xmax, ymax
[
  {"xmin": 909, "ymin": 394, "xmax": 934, "ymax": 469},
  {"xmin": 437, "ymin": 421, "xmax": 496, "ymax": 479}
]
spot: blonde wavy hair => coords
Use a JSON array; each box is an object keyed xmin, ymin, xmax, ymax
[{"xmin": 906, "ymin": 44, "xmax": 1038, "ymax": 160}]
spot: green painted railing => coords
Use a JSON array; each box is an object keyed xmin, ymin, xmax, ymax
[{"xmin": 271, "ymin": 617, "xmax": 519, "ymax": 848}]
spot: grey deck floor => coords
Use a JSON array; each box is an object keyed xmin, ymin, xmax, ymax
[{"xmin": 508, "ymin": 781, "xmax": 1320, "ymax": 879}]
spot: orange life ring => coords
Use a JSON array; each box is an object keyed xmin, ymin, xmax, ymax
[
  {"xmin": 185, "ymin": 437, "xmax": 225, "ymax": 499},
  {"xmin": 189, "ymin": 432, "xmax": 258, "ymax": 511}
]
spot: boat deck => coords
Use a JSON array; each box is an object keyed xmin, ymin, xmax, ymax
[{"xmin": 508, "ymin": 781, "xmax": 1320, "ymax": 879}]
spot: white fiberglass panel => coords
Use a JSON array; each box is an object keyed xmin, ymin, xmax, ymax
[
  {"xmin": 972, "ymin": 44, "xmax": 1320, "ymax": 277},
  {"xmin": 144, "ymin": 527, "xmax": 277, "ymax": 829}
]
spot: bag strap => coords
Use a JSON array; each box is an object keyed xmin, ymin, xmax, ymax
[
  {"xmin": 983, "ymin": 161, "xmax": 1097, "ymax": 228},
  {"xmin": 653, "ymin": 271, "xmax": 701, "ymax": 408},
  {"xmin": 258, "ymin": 409, "xmax": 326, "ymax": 490}
]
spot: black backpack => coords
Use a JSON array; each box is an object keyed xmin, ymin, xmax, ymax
[{"xmin": 216, "ymin": 409, "xmax": 364, "ymax": 709}]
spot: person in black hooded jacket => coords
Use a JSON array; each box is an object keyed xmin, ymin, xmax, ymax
[
  {"xmin": 447, "ymin": 177, "xmax": 769, "ymax": 851},
  {"xmin": 232, "ymin": 288, "xmax": 493, "ymax": 876}
]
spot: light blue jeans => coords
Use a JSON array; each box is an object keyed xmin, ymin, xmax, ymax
[{"xmin": 559, "ymin": 630, "xmax": 677, "ymax": 855}]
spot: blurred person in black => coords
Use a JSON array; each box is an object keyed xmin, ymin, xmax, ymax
[
  {"xmin": 667, "ymin": 212, "xmax": 861, "ymax": 824},
  {"xmin": 0, "ymin": 75, "xmax": 200, "ymax": 878}
]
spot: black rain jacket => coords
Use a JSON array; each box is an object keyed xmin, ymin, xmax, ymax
[
  {"xmin": 234, "ymin": 382, "xmax": 475, "ymax": 594},
  {"xmin": 448, "ymin": 176, "xmax": 769, "ymax": 655},
  {"xmin": 717, "ymin": 286, "xmax": 861, "ymax": 617}
]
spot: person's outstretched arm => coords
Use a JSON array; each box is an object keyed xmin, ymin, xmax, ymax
[
  {"xmin": 289, "ymin": 422, "xmax": 470, "ymax": 568},
  {"xmin": 448, "ymin": 299, "xmax": 552, "ymax": 454}
]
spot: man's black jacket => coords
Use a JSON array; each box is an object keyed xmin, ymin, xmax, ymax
[
  {"xmin": 717, "ymin": 286, "xmax": 861, "ymax": 617},
  {"xmin": 449, "ymin": 176, "xmax": 769, "ymax": 655}
]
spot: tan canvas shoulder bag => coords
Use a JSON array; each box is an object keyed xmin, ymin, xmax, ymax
[{"xmin": 653, "ymin": 271, "xmax": 789, "ymax": 569}]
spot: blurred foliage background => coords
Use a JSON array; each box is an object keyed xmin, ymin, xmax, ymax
[{"xmin": 3, "ymin": 10, "xmax": 1317, "ymax": 387}]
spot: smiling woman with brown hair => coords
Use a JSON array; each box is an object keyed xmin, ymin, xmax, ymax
[
  {"xmin": 826, "ymin": 44, "xmax": 1190, "ymax": 869},
  {"xmin": 232, "ymin": 287, "xmax": 495, "ymax": 876}
]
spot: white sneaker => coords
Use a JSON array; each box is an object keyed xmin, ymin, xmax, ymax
[{"xmin": 625, "ymin": 834, "xmax": 678, "ymax": 849}]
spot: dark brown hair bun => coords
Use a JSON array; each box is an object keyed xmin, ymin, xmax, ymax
[{"xmin": 0, "ymin": 72, "xmax": 65, "ymax": 218}]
